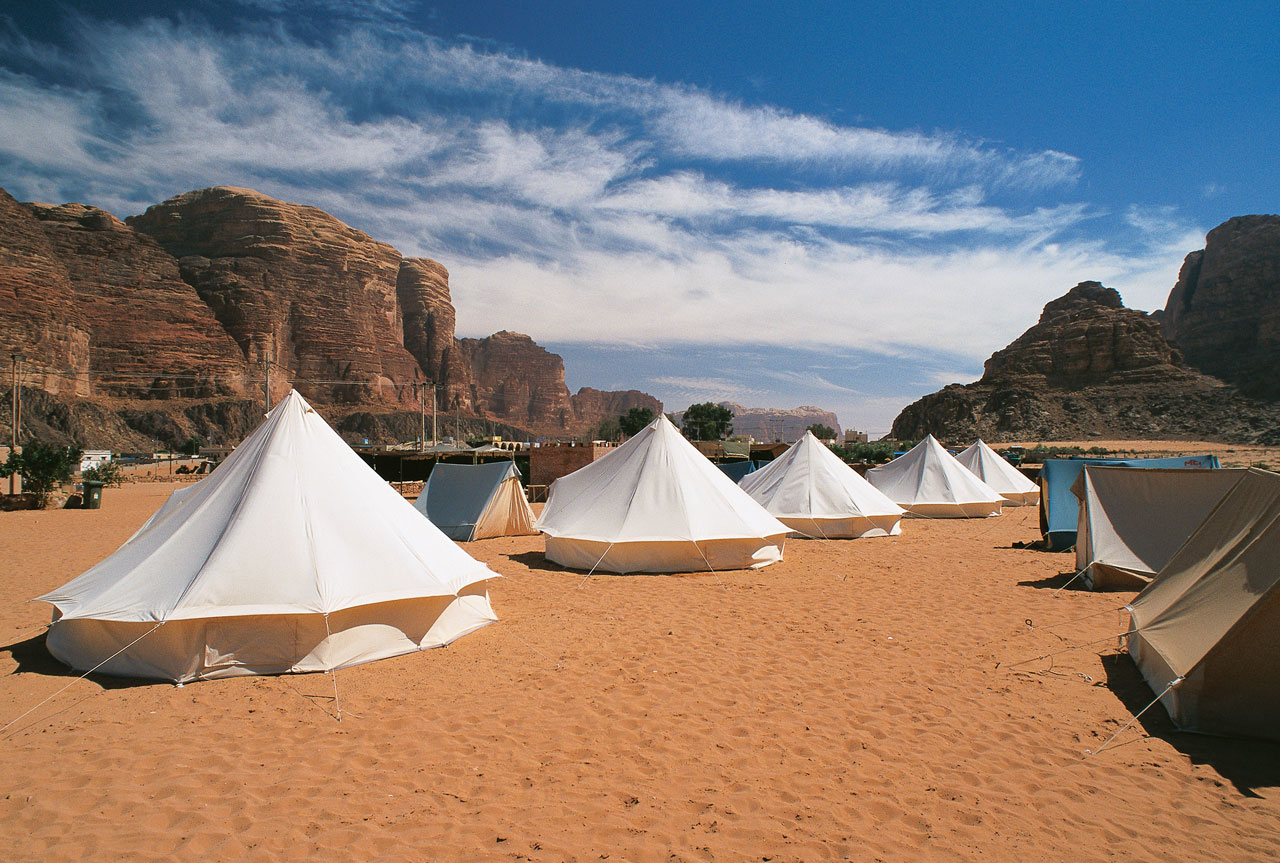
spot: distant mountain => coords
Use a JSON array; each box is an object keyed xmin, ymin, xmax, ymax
[
  {"xmin": 1, "ymin": 185, "xmax": 660, "ymax": 448},
  {"xmin": 890, "ymin": 278, "xmax": 1280, "ymax": 444},
  {"xmin": 671, "ymin": 403, "xmax": 841, "ymax": 442}
]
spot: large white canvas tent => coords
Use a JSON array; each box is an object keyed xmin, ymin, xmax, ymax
[
  {"xmin": 739, "ymin": 431, "xmax": 904, "ymax": 538},
  {"xmin": 535, "ymin": 415, "xmax": 790, "ymax": 573},
  {"xmin": 37, "ymin": 390, "xmax": 499, "ymax": 684},
  {"xmin": 1126, "ymin": 468, "xmax": 1280, "ymax": 740},
  {"xmin": 955, "ymin": 440, "xmax": 1039, "ymax": 506},
  {"xmin": 1073, "ymin": 466, "xmax": 1244, "ymax": 590},
  {"xmin": 865, "ymin": 435, "xmax": 1004, "ymax": 518},
  {"xmin": 413, "ymin": 461, "xmax": 537, "ymax": 541}
]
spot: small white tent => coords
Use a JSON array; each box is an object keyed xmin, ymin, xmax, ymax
[
  {"xmin": 865, "ymin": 435, "xmax": 1004, "ymax": 518},
  {"xmin": 1073, "ymin": 466, "xmax": 1244, "ymax": 590},
  {"xmin": 955, "ymin": 440, "xmax": 1039, "ymax": 506},
  {"xmin": 414, "ymin": 461, "xmax": 538, "ymax": 541},
  {"xmin": 37, "ymin": 390, "xmax": 499, "ymax": 683},
  {"xmin": 1126, "ymin": 468, "xmax": 1280, "ymax": 740},
  {"xmin": 535, "ymin": 415, "xmax": 790, "ymax": 573},
  {"xmin": 739, "ymin": 431, "xmax": 904, "ymax": 538}
]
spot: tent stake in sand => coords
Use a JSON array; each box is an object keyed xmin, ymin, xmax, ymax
[{"xmin": 1085, "ymin": 677, "xmax": 1182, "ymax": 757}]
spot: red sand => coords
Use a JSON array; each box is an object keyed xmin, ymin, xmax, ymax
[{"xmin": 1, "ymin": 481, "xmax": 1278, "ymax": 861}]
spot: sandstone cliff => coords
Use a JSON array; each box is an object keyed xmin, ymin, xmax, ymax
[
  {"xmin": 1163, "ymin": 214, "xmax": 1280, "ymax": 400},
  {"xmin": 2, "ymin": 185, "xmax": 660, "ymax": 447},
  {"xmin": 891, "ymin": 282, "xmax": 1280, "ymax": 444},
  {"xmin": 670, "ymin": 403, "xmax": 842, "ymax": 442}
]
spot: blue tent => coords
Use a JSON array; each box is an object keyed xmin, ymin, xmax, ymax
[
  {"xmin": 717, "ymin": 460, "xmax": 757, "ymax": 482},
  {"xmin": 1039, "ymin": 454, "xmax": 1220, "ymax": 550}
]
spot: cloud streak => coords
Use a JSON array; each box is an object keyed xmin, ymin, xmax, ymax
[{"xmin": 0, "ymin": 6, "xmax": 1203, "ymax": 429}]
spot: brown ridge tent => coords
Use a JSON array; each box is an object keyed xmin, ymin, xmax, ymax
[
  {"xmin": 1072, "ymin": 466, "xmax": 1245, "ymax": 590},
  {"xmin": 1125, "ymin": 468, "xmax": 1280, "ymax": 740}
]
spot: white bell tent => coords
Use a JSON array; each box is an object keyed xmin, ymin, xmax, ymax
[
  {"xmin": 535, "ymin": 415, "xmax": 790, "ymax": 573},
  {"xmin": 413, "ymin": 461, "xmax": 537, "ymax": 541},
  {"xmin": 865, "ymin": 435, "xmax": 1004, "ymax": 518},
  {"xmin": 955, "ymin": 440, "xmax": 1040, "ymax": 506},
  {"xmin": 739, "ymin": 431, "xmax": 904, "ymax": 538},
  {"xmin": 37, "ymin": 390, "xmax": 499, "ymax": 684}
]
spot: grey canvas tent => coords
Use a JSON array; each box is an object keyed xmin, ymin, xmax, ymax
[
  {"xmin": 1126, "ymin": 468, "xmax": 1280, "ymax": 740},
  {"xmin": 413, "ymin": 461, "xmax": 537, "ymax": 541},
  {"xmin": 1072, "ymin": 466, "xmax": 1244, "ymax": 590}
]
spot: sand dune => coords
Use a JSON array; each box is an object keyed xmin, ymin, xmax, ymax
[{"xmin": 2, "ymin": 482, "xmax": 1278, "ymax": 861}]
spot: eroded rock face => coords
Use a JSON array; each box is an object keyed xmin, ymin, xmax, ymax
[
  {"xmin": 0, "ymin": 190, "xmax": 90, "ymax": 396},
  {"xmin": 571, "ymin": 388, "xmax": 663, "ymax": 428},
  {"xmin": 27, "ymin": 202, "xmax": 247, "ymax": 398},
  {"xmin": 891, "ymin": 281, "xmax": 1280, "ymax": 443},
  {"xmin": 128, "ymin": 186, "xmax": 424, "ymax": 405},
  {"xmin": 1163, "ymin": 215, "xmax": 1280, "ymax": 400},
  {"xmin": 5, "ymin": 184, "xmax": 662, "ymax": 446},
  {"xmin": 721, "ymin": 404, "xmax": 842, "ymax": 442}
]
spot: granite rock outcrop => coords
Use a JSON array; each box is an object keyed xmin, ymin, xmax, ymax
[
  {"xmin": 891, "ymin": 282, "xmax": 1280, "ymax": 444},
  {"xmin": 1162, "ymin": 214, "xmax": 1280, "ymax": 400},
  {"xmin": 3, "ymin": 185, "xmax": 661, "ymax": 448}
]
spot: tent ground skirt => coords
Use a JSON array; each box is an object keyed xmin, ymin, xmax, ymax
[
  {"xmin": 543, "ymin": 535, "xmax": 786, "ymax": 574},
  {"xmin": 46, "ymin": 587, "xmax": 497, "ymax": 684}
]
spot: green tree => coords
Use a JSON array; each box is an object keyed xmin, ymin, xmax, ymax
[
  {"xmin": 806, "ymin": 423, "xmax": 836, "ymax": 440},
  {"xmin": 681, "ymin": 402, "xmax": 733, "ymax": 441},
  {"xmin": 590, "ymin": 416, "xmax": 622, "ymax": 442},
  {"xmin": 1, "ymin": 440, "xmax": 83, "ymax": 508},
  {"xmin": 183, "ymin": 436, "xmax": 203, "ymax": 457},
  {"xmin": 82, "ymin": 459, "xmax": 125, "ymax": 487},
  {"xmin": 618, "ymin": 407, "xmax": 656, "ymax": 437}
]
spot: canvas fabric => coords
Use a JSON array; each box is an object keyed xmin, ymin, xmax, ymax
[
  {"xmin": 1126, "ymin": 468, "xmax": 1280, "ymax": 740},
  {"xmin": 739, "ymin": 431, "xmax": 904, "ymax": 538},
  {"xmin": 37, "ymin": 390, "xmax": 498, "ymax": 682},
  {"xmin": 414, "ymin": 461, "xmax": 537, "ymax": 541},
  {"xmin": 1072, "ymin": 466, "xmax": 1243, "ymax": 590},
  {"xmin": 865, "ymin": 435, "xmax": 1004, "ymax": 518},
  {"xmin": 535, "ymin": 415, "xmax": 789, "ymax": 573},
  {"xmin": 955, "ymin": 440, "xmax": 1039, "ymax": 506}
]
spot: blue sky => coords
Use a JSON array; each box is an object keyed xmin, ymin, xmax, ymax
[{"xmin": 2, "ymin": 1, "xmax": 1276, "ymax": 435}]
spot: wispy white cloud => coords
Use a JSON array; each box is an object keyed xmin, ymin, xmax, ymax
[{"xmin": 0, "ymin": 8, "xmax": 1204, "ymax": 429}]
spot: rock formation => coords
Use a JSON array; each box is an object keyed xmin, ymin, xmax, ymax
[
  {"xmin": 670, "ymin": 403, "xmax": 842, "ymax": 442},
  {"xmin": 27, "ymin": 201, "xmax": 247, "ymax": 399},
  {"xmin": 128, "ymin": 187, "xmax": 423, "ymax": 406},
  {"xmin": 2, "ymin": 185, "xmax": 660, "ymax": 448},
  {"xmin": 1162, "ymin": 214, "xmax": 1280, "ymax": 400},
  {"xmin": 0, "ymin": 190, "xmax": 90, "ymax": 396},
  {"xmin": 891, "ymin": 282, "xmax": 1280, "ymax": 444}
]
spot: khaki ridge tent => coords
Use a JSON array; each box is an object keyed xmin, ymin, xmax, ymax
[
  {"xmin": 955, "ymin": 440, "xmax": 1039, "ymax": 506},
  {"xmin": 739, "ymin": 431, "xmax": 904, "ymax": 539},
  {"xmin": 1072, "ymin": 466, "xmax": 1245, "ymax": 590},
  {"xmin": 37, "ymin": 390, "xmax": 499, "ymax": 684},
  {"xmin": 1126, "ymin": 468, "xmax": 1280, "ymax": 741},
  {"xmin": 534, "ymin": 414, "xmax": 790, "ymax": 573},
  {"xmin": 413, "ymin": 461, "xmax": 538, "ymax": 541},
  {"xmin": 865, "ymin": 435, "xmax": 1004, "ymax": 518}
]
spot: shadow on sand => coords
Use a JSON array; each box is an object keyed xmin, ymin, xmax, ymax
[
  {"xmin": 1016, "ymin": 571, "xmax": 1094, "ymax": 591},
  {"xmin": 0, "ymin": 632, "xmax": 152, "ymax": 690},
  {"xmin": 1099, "ymin": 653, "xmax": 1280, "ymax": 797}
]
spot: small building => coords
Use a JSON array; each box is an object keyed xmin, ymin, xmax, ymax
[
  {"xmin": 844, "ymin": 430, "xmax": 869, "ymax": 444},
  {"xmin": 529, "ymin": 440, "xmax": 616, "ymax": 487},
  {"xmin": 79, "ymin": 450, "xmax": 112, "ymax": 472}
]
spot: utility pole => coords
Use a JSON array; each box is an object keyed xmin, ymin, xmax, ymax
[
  {"xmin": 432, "ymin": 384, "xmax": 438, "ymax": 446},
  {"xmin": 263, "ymin": 352, "xmax": 272, "ymax": 412},
  {"xmin": 9, "ymin": 354, "xmax": 20, "ymax": 495},
  {"xmin": 419, "ymin": 383, "xmax": 426, "ymax": 452}
]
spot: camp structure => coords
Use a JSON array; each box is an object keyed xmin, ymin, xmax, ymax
[
  {"xmin": 36, "ymin": 390, "xmax": 499, "ymax": 684},
  {"xmin": 1039, "ymin": 454, "xmax": 1221, "ymax": 551},
  {"xmin": 955, "ymin": 440, "xmax": 1039, "ymax": 506},
  {"xmin": 865, "ymin": 435, "xmax": 1004, "ymax": 518},
  {"xmin": 413, "ymin": 461, "xmax": 537, "ymax": 541},
  {"xmin": 534, "ymin": 414, "xmax": 790, "ymax": 573},
  {"xmin": 739, "ymin": 431, "xmax": 904, "ymax": 538},
  {"xmin": 1125, "ymin": 468, "xmax": 1280, "ymax": 741},
  {"xmin": 1072, "ymin": 466, "xmax": 1243, "ymax": 590},
  {"xmin": 716, "ymin": 460, "xmax": 757, "ymax": 483}
]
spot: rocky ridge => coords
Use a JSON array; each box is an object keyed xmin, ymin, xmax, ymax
[
  {"xmin": 2, "ymin": 186, "xmax": 661, "ymax": 447},
  {"xmin": 891, "ymin": 281, "xmax": 1280, "ymax": 444}
]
